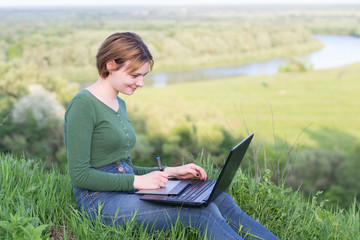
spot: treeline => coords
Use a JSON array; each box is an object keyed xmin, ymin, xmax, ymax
[
  {"xmin": 0, "ymin": 14, "xmax": 322, "ymax": 81},
  {"xmin": 1, "ymin": 5, "xmax": 359, "ymax": 79},
  {"xmin": 1, "ymin": 5, "xmax": 359, "ymax": 80}
]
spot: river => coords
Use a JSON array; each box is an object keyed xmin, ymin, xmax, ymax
[{"xmin": 146, "ymin": 35, "xmax": 360, "ymax": 88}]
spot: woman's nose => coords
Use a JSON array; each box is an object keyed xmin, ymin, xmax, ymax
[{"xmin": 136, "ymin": 77, "xmax": 144, "ymax": 87}]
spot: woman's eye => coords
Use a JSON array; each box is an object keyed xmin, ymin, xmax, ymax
[{"xmin": 131, "ymin": 74, "xmax": 146, "ymax": 78}]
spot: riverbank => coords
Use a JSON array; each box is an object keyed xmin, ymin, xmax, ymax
[
  {"xmin": 150, "ymin": 37, "xmax": 322, "ymax": 74},
  {"xmin": 147, "ymin": 34, "xmax": 360, "ymax": 87}
]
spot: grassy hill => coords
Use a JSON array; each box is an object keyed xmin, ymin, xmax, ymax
[
  {"xmin": 125, "ymin": 63, "xmax": 360, "ymax": 155},
  {"xmin": 0, "ymin": 153, "xmax": 359, "ymax": 239}
]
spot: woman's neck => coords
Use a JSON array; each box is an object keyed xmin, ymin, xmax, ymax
[
  {"xmin": 87, "ymin": 78, "xmax": 118, "ymax": 99},
  {"xmin": 86, "ymin": 78, "xmax": 120, "ymax": 111}
]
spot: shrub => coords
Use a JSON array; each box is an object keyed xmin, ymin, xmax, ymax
[
  {"xmin": 286, "ymin": 149, "xmax": 345, "ymax": 195},
  {"xmin": 2, "ymin": 84, "xmax": 66, "ymax": 169}
]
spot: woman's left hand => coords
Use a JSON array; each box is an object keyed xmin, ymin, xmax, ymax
[{"xmin": 164, "ymin": 163, "xmax": 207, "ymax": 181}]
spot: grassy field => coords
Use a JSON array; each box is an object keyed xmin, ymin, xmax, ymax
[
  {"xmin": 125, "ymin": 63, "xmax": 360, "ymax": 155},
  {"xmin": 0, "ymin": 153, "xmax": 359, "ymax": 239}
]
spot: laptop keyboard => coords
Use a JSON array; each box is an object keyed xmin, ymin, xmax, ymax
[{"xmin": 168, "ymin": 180, "xmax": 215, "ymax": 201}]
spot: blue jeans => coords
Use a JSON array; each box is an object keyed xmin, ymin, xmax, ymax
[{"xmin": 73, "ymin": 161, "xmax": 279, "ymax": 240}]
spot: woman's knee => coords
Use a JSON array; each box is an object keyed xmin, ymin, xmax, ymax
[{"xmin": 213, "ymin": 191, "xmax": 238, "ymax": 208}]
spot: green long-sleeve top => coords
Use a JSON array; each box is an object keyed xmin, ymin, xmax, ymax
[{"xmin": 63, "ymin": 89, "xmax": 159, "ymax": 192}]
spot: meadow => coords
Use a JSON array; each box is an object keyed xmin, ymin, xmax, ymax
[
  {"xmin": 127, "ymin": 62, "xmax": 360, "ymax": 153},
  {"xmin": 1, "ymin": 153, "xmax": 359, "ymax": 240}
]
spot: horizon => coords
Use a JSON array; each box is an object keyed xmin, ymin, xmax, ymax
[{"xmin": 1, "ymin": 0, "xmax": 360, "ymax": 8}]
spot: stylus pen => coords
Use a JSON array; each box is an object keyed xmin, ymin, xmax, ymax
[{"xmin": 156, "ymin": 155, "xmax": 163, "ymax": 171}]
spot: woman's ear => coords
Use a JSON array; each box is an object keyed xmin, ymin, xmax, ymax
[{"xmin": 106, "ymin": 60, "xmax": 117, "ymax": 73}]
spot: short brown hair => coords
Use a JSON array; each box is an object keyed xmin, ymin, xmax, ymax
[{"xmin": 96, "ymin": 32, "xmax": 154, "ymax": 78}]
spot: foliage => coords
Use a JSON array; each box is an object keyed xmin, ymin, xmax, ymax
[
  {"xmin": 12, "ymin": 85, "xmax": 64, "ymax": 127},
  {"xmin": 1, "ymin": 153, "xmax": 359, "ymax": 239},
  {"xmin": 284, "ymin": 141, "xmax": 360, "ymax": 209},
  {"xmin": 278, "ymin": 57, "xmax": 313, "ymax": 73},
  {"xmin": 286, "ymin": 149, "xmax": 345, "ymax": 203},
  {"xmin": 333, "ymin": 141, "xmax": 360, "ymax": 207},
  {"xmin": 279, "ymin": 141, "xmax": 360, "ymax": 209},
  {"xmin": 0, "ymin": 213, "xmax": 49, "ymax": 240},
  {"xmin": 1, "ymin": 85, "xmax": 66, "ymax": 169},
  {"xmin": 287, "ymin": 149, "xmax": 345, "ymax": 192},
  {"xmin": 0, "ymin": 58, "xmax": 78, "ymax": 168}
]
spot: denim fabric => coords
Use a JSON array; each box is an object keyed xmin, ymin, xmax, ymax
[{"xmin": 72, "ymin": 161, "xmax": 279, "ymax": 240}]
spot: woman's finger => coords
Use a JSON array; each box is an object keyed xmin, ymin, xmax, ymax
[
  {"xmin": 190, "ymin": 165, "xmax": 207, "ymax": 180},
  {"xmin": 160, "ymin": 174, "xmax": 168, "ymax": 187}
]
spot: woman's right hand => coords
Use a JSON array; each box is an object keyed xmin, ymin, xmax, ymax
[{"xmin": 133, "ymin": 171, "xmax": 169, "ymax": 189}]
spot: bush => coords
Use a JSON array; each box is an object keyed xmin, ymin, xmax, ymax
[
  {"xmin": 278, "ymin": 57, "xmax": 313, "ymax": 73},
  {"xmin": 286, "ymin": 149, "xmax": 345, "ymax": 196},
  {"xmin": 2, "ymin": 85, "xmax": 66, "ymax": 169}
]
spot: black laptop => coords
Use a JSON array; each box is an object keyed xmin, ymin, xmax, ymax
[{"xmin": 140, "ymin": 133, "xmax": 254, "ymax": 206}]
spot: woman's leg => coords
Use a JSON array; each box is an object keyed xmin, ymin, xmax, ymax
[
  {"xmin": 82, "ymin": 190, "xmax": 244, "ymax": 240},
  {"xmin": 212, "ymin": 192, "xmax": 279, "ymax": 240}
]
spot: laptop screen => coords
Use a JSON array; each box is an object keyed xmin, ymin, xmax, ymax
[{"xmin": 207, "ymin": 133, "xmax": 254, "ymax": 204}]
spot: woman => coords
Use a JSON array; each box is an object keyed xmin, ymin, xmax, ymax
[{"xmin": 64, "ymin": 32, "xmax": 279, "ymax": 240}]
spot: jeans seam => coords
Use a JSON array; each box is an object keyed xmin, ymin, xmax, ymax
[
  {"xmin": 199, "ymin": 208, "xmax": 239, "ymax": 240},
  {"xmin": 84, "ymin": 191, "xmax": 97, "ymax": 213},
  {"xmin": 128, "ymin": 206, "xmax": 178, "ymax": 218},
  {"xmin": 89, "ymin": 191, "xmax": 102, "ymax": 198},
  {"xmin": 228, "ymin": 219, "xmax": 240, "ymax": 232},
  {"xmin": 98, "ymin": 206, "xmax": 178, "ymax": 225}
]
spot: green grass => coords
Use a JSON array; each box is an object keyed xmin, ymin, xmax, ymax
[
  {"xmin": 126, "ymin": 63, "xmax": 360, "ymax": 155},
  {"xmin": 0, "ymin": 153, "xmax": 359, "ymax": 239}
]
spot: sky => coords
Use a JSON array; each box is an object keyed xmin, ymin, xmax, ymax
[{"xmin": 0, "ymin": 0, "xmax": 359, "ymax": 8}]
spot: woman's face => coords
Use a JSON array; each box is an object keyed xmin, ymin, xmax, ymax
[{"xmin": 107, "ymin": 60, "xmax": 150, "ymax": 95}]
